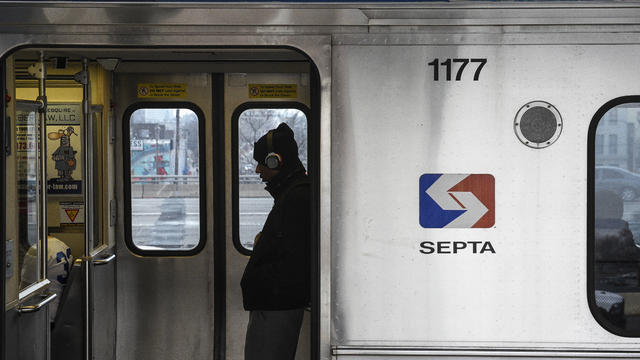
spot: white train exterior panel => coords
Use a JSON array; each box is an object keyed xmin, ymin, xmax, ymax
[{"xmin": 331, "ymin": 44, "xmax": 640, "ymax": 350}]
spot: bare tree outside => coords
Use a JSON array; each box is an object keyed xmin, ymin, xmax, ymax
[{"xmin": 238, "ymin": 108, "xmax": 308, "ymax": 180}]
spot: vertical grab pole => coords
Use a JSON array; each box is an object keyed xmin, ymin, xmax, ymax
[
  {"xmin": 36, "ymin": 51, "xmax": 48, "ymax": 287},
  {"xmin": 34, "ymin": 52, "xmax": 50, "ymax": 360},
  {"xmin": 82, "ymin": 59, "xmax": 93, "ymax": 256},
  {"xmin": 1, "ymin": 56, "xmax": 7, "ymax": 360},
  {"xmin": 80, "ymin": 57, "xmax": 92, "ymax": 360}
]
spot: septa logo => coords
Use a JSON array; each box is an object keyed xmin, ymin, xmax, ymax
[{"xmin": 419, "ymin": 174, "xmax": 495, "ymax": 228}]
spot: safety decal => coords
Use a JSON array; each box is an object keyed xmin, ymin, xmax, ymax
[
  {"xmin": 65, "ymin": 209, "xmax": 79, "ymax": 222},
  {"xmin": 248, "ymin": 84, "xmax": 297, "ymax": 99},
  {"xmin": 419, "ymin": 174, "xmax": 494, "ymax": 228},
  {"xmin": 137, "ymin": 83, "xmax": 187, "ymax": 98},
  {"xmin": 59, "ymin": 202, "xmax": 84, "ymax": 227}
]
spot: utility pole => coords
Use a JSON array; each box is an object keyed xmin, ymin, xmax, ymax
[
  {"xmin": 175, "ymin": 108, "xmax": 180, "ymax": 183},
  {"xmin": 155, "ymin": 123, "xmax": 159, "ymax": 175}
]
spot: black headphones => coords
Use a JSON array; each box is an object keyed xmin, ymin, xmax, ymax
[{"xmin": 264, "ymin": 130, "xmax": 283, "ymax": 169}]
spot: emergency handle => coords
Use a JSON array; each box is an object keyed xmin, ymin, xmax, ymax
[{"xmin": 17, "ymin": 293, "xmax": 57, "ymax": 314}]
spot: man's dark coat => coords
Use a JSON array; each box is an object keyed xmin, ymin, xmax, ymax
[{"xmin": 241, "ymin": 168, "xmax": 310, "ymax": 310}]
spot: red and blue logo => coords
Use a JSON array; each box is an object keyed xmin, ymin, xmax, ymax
[{"xmin": 419, "ymin": 174, "xmax": 495, "ymax": 228}]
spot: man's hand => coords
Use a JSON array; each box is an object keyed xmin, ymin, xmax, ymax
[{"xmin": 254, "ymin": 232, "xmax": 262, "ymax": 247}]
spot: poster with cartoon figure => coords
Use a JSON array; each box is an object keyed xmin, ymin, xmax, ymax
[{"xmin": 46, "ymin": 103, "xmax": 82, "ymax": 195}]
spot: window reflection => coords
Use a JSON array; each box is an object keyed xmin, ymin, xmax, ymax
[
  {"xmin": 594, "ymin": 103, "xmax": 640, "ymax": 332},
  {"xmin": 92, "ymin": 112, "xmax": 103, "ymax": 251},
  {"xmin": 15, "ymin": 104, "xmax": 41, "ymax": 291},
  {"xmin": 128, "ymin": 108, "xmax": 201, "ymax": 251}
]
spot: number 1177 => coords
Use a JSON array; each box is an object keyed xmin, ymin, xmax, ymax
[{"xmin": 427, "ymin": 58, "xmax": 487, "ymax": 81}]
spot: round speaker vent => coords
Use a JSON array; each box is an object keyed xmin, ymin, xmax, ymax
[{"xmin": 514, "ymin": 101, "xmax": 562, "ymax": 149}]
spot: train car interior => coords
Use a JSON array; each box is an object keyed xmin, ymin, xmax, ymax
[{"xmin": 3, "ymin": 47, "xmax": 319, "ymax": 360}]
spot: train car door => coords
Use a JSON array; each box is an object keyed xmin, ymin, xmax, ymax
[
  {"xmin": 88, "ymin": 101, "xmax": 117, "ymax": 360},
  {"xmin": 4, "ymin": 52, "xmax": 117, "ymax": 360},
  {"xmin": 114, "ymin": 71, "xmax": 213, "ymax": 360},
  {"xmin": 224, "ymin": 69, "xmax": 314, "ymax": 360},
  {"xmin": 4, "ymin": 55, "xmax": 57, "ymax": 360}
]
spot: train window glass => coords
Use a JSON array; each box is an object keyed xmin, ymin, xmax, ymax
[
  {"xmin": 15, "ymin": 103, "xmax": 43, "ymax": 291},
  {"xmin": 609, "ymin": 134, "xmax": 618, "ymax": 155},
  {"xmin": 234, "ymin": 106, "xmax": 308, "ymax": 253},
  {"xmin": 91, "ymin": 111, "xmax": 103, "ymax": 252},
  {"xmin": 603, "ymin": 169, "xmax": 624, "ymax": 179},
  {"xmin": 125, "ymin": 106, "xmax": 203, "ymax": 253},
  {"xmin": 596, "ymin": 135, "xmax": 604, "ymax": 154},
  {"xmin": 592, "ymin": 101, "xmax": 640, "ymax": 335}
]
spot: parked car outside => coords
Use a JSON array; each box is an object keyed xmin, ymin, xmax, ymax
[
  {"xmin": 595, "ymin": 290, "xmax": 626, "ymax": 329},
  {"xmin": 595, "ymin": 166, "xmax": 640, "ymax": 201}
]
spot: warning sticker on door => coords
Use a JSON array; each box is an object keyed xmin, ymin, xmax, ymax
[
  {"xmin": 60, "ymin": 202, "xmax": 84, "ymax": 227},
  {"xmin": 137, "ymin": 83, "xmax": 187, "ymax": 98},
  {"xmin": 248, "ymin": 84, "xmax": 297, "ymax": 99}
]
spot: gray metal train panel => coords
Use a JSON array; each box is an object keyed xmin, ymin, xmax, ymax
[{"xmin": 330, "ymin": 42, "xmax": 640, "ymax": 355}]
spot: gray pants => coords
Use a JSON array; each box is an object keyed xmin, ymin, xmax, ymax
[{"xmin": 245, "ymin": 309, "xmax": 304, "ymax": 360}]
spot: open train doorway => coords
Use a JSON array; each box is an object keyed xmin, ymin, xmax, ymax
[{"xmin": 3, "ymin": 46, "xmax": 321, "ymax": 360}]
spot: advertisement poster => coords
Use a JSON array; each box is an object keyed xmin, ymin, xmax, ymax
[{"xmin": 46, "ymin": 103, "xmax": 83, "ymax": 195}]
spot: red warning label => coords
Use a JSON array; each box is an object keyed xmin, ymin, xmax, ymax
[
  {"xmin": 65, "ymin": 209, "xmax": 79, "ymax": 222},
  {"xmin": 59, "ymin": 202, "xmax": 84, "ymax": 226}
]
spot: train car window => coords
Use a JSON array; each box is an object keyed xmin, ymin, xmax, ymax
[
  {"xmin": 91, "ymin": 111, "xmax": 103, "ymax": 252},
  {"xmin": 15, "ymin": 103, "xmax": 43, "ymax": 292},
  {"xmin": 232, "ymin": 104, "xmax": 308, "ymax": 254},
  {"xmin": 591, "ymin": 100, "xmax": 640, "ymax": 336},
  {"xmin": 123, "ymin": 104, "xmax": 205, "ymax": 256}
]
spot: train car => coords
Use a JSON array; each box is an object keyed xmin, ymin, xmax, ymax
[{"xmin": 4, "ymin": 1, "xmax": 640, "ymax": 359}]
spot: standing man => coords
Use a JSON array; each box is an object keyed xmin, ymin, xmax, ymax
[{"xmin": 241, "ymin": 123, "xmax": 310, "ymax": 360}]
